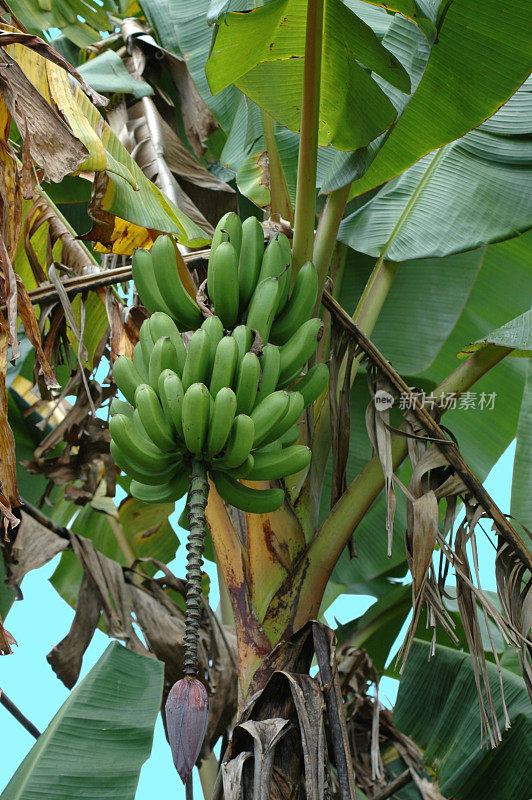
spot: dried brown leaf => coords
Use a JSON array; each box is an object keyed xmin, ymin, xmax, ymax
[
  {"xmin": 496, "ymin": 539, "xmax": 532, "ymax": 700},
  {"xmin": 47, "ymin": 570, "xmax": 102, "ymax": 688},
  {"xmin": 4, "ymin": 509, "xmax": 68, "ymax": 586},
  {"xmin": 0, "ymin": 612, "xmax": 16, "ymax": 654},
  {"xmin": 0, "ymin": 310, "xmax": 19, "ymax": 512},
  {"xmin": 15, "ymin": 274, "xmax": 59, "ymax": 388},
  {"xmin": 0, "ymin": 48, "xmax": 88, "ymax": 183},
  {"xmin": 366, "ymin": 372, "xmax": 396, "ymax": 555},
  {"xmin": 277, "ymin": 672, "xmax": 325, "ymax": 800},
  {"xmin": 222, "ymin": 751, "xmax": 253, "ymax": 800},
  {"xmin": 0, "ymin": 29, "xmax": 107, "ymax": 107},
  {"xmin": 237, "ymin": 718, "xmax": 291, "ymax": 800},
  {"xmin": 313, "ymin": 624, "xmax": 357, "ymax": 800},
  {"xmin": 329, "ymin": 326, "xmax": 354, "ymax": 509}
]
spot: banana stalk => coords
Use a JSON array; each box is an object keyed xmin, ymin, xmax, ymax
[{"xmin": 183, "ymin": 459, "xmax": 210, "ymax": 676}]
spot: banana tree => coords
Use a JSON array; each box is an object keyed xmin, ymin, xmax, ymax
[{"xmin": 0, "ymin": 1, "xmax": 531, "ymax": 799}]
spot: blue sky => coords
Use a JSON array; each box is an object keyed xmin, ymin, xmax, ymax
[{"xmin": 0, "ymin": 442, "xmax": 515, "ymax": 797}]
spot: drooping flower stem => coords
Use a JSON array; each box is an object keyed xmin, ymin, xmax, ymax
[{"xmin": 183, "ymin": 458, "xmax": 209, "ymax": 676}]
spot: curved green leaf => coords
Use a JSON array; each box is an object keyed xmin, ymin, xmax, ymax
[
  {"xmin": 350, "ymin": 0, "xmax": 532, "ymax": 197},
  {"xmin": 206, "ymin": 0, "xmax": 411, "ymax": 150},
  {"xmin": 394, "ymin": 640, "xmax": 532, "ymax": 800},
  {"xmin": 77, "ymin": 51, "xmax": 153, "ymax": 98},
  {"xmin": 339, "ymin": 130, "xmax": 532, "ymax": 261},
  {"xmin": 1, "ymin": 642, "xmax": 163, "ymax": 800},
  {"xmin": 459, "ymin": 310, "xmax": 532, "ymax": 359}
]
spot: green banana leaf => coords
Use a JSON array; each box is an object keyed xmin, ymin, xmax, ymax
[
  {"xmin": 8, "ymin": 0, "xmax": 115, "ymax": 47},
  {"xmin": 349, "ymin": 0, "xmax": 532, "ymax": 197},
  {"xmin": 458, "ymin": 309, "xmax": 532, "ymax": 359},
  {"xmin": 511, "ymin": 362, "xmax": 532, "ymax": 530},
  {"xmin": 206, "ymin": 0, "xmax": 411, "ymax": 151},
  {"xmin": 394, "ymin": 640, "xmax": 532, "ymax": 800},
  {"xmin": 1, "ymin": 642, "xmax": 163, "ymax": 800},
  {"xmin": 338, "ymin": 130, "xmax": 532, "ymax": 261},
  {"xmin": 77, "ymin": 50, "xmax": 154, "ymax": 98}
]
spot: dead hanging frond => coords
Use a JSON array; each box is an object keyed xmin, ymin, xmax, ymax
[
  {"xmin": 365, "ymin": 369, "xmax": 397, "ymax": 556},
  {"xmin": 496, "ymin": 536, "xmax": 532, "ymax": 699},
  {"xmin": 329, "ymin": 322, "xmax": 358, "ymax": 509},
  {"xmin": 21, "ymin": 376, "xmax": 115, "ymax": 505},
  {"xmin": 337, "ymin": 644, "xmax": 432, "ymax": 799},
  {"xmin": 218, "ymin": 623, "xmax": 436, "ymax": 800},
  {"xmin": 321, "ymin": 289, "xmax": 532, "ymax": 740}
]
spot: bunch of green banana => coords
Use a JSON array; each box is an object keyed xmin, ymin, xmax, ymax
[
  {"xmin": 206, "ymin": 214, "xmax": 320, "ymax": 352},
  {"xmin": 110, "ymin": 311, "xmax": 329, "ymax": 513},
  {"xmin": 131, "ymin": 220, "xmax": 321, "ymax": 360}
]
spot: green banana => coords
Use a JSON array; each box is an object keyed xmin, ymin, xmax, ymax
[
  {"xmin": 216, "ymin": 413, "xmax": 254, "ymax": 469},
  {"xmin": 279, "ymin": 424, "xmax": 301, "ymax": 447},
  {"xmin": 270, "ymin": 390, "xmax": 304, "ymax": 441},
  {"xmin": 149, "ymin": 312, "xmax": 187, "ymax": 376},
  {"xmin": 139, "ymin": 319, "xmax": 155, "ymax": 367},
  {"xmin": 211, "ymin": 212, "xmax": 242, "ymax": 258},
  {"xmin": 110, "ymin": 398, "xmax": 134, "ymax": 418},
  {"xmin": 205, "ymin": 387, "xmax": 237, "ymax": 457},
  {"xmin": 250, "ymin": 390, "xmax": 290, "ymax": 447},
  {"xmin": 181, "ymin": 329, "xmax": 211, "ymax": 390},
  {"xmin": 148, "ymin": 336, "xmax": 183, "ymax": 391},
  {"xmin": 207, "ymin": 213, "xmax": 242, "ymax": 301},
  {"xmin": 292, "ymin": 362, "xmax": 329, "ymax": 407},
  {"xmin": 278, "ymin": 365, "xmax": 304, "ymax": 388},
  {"xmin": 157, "ymin": 368, "xmax": 175, "ymax": 419},
  {"xmin": 256, "ymin": 344, "xmax": 281, "ymax": 406},
  {"xmin": 113, "ymin": 355, "xmax": 144, "ymax": 406},
  {"xmin": 254, "ymin": 440, "xmax": 282, "ymax": 455},
  {"xmin": 258, "ymin": 236, "xmax": 290, "ymax": 314},
  {"xmin": 201, "ymin": 315, "xmax": 224, "ymax": 373},
  {"xmin": 130, "ymin": 472, "xmax": 189, "ymax": 504},
  {"xmin": 151, "ymin": 235, "xmax": 202, "ymax": 331},
  {"xmin": 131, "ymin": 247, "xmax": 174, "ymax": 318},
  {"xmin": 231, "ymin": 325, "xmax": 253, "ymax": 361},
  {"xmin": 109, "ymin": 414, "xmax": 172, "ymax": 472},
  {"xmin": 209, "ymin": 335, "xmax": 239, "ymax": 398},
  {"xmin": 135, "ymin": 383, "xmax": 177, "ymax": 452},
  {"xmin": 235, "ymin": 351, "xmax": 261, "ymax": 415},
  {"xmin": 270, "ymin": 260, "xmax": 318, "ymax": 345},
  {"xmin": 211, "ymin": 471, "xmax": 284, "ymax": 513},
  {"xmin": 161, "ymin": 370, "xmax": 185, "ymax": 440},
  {"xmin": 258, "ymin": 236, "xmax": 286, "ymax": 283},
  {"xmin": 182, "ymin": 382, "xmax": 211, "ymax": 454},
  {"xmin": 133, "ymin": 342, "xmax": 149, "ymax": 383},
  {"xmin": 278, "ymin": 318, "xmax": 324, "ymax": 385},
  {"xmin": 210, "ymin": 241, "xmax": 239, "ymax": 328},
  {"xmin": 224, "ymin": 453, "xmax": 254, "ymax": 479},
  {"xmin": 246, "ymin": 277, "xmax": 280, "ymax": 343},
  {"xmin": 238, "ymin": 216, "xmax": 264, "ymax": 309},
  {"xmin": 246, "ymin": 444, "xmax": 311, "ymax": 481},
  {"xmin": 110, "ymin": 441, "xmax": 178, "ymax": 486},
  {"xmin": 131, "ymin": 408, "xmax": 158, "ymax": 449}
]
